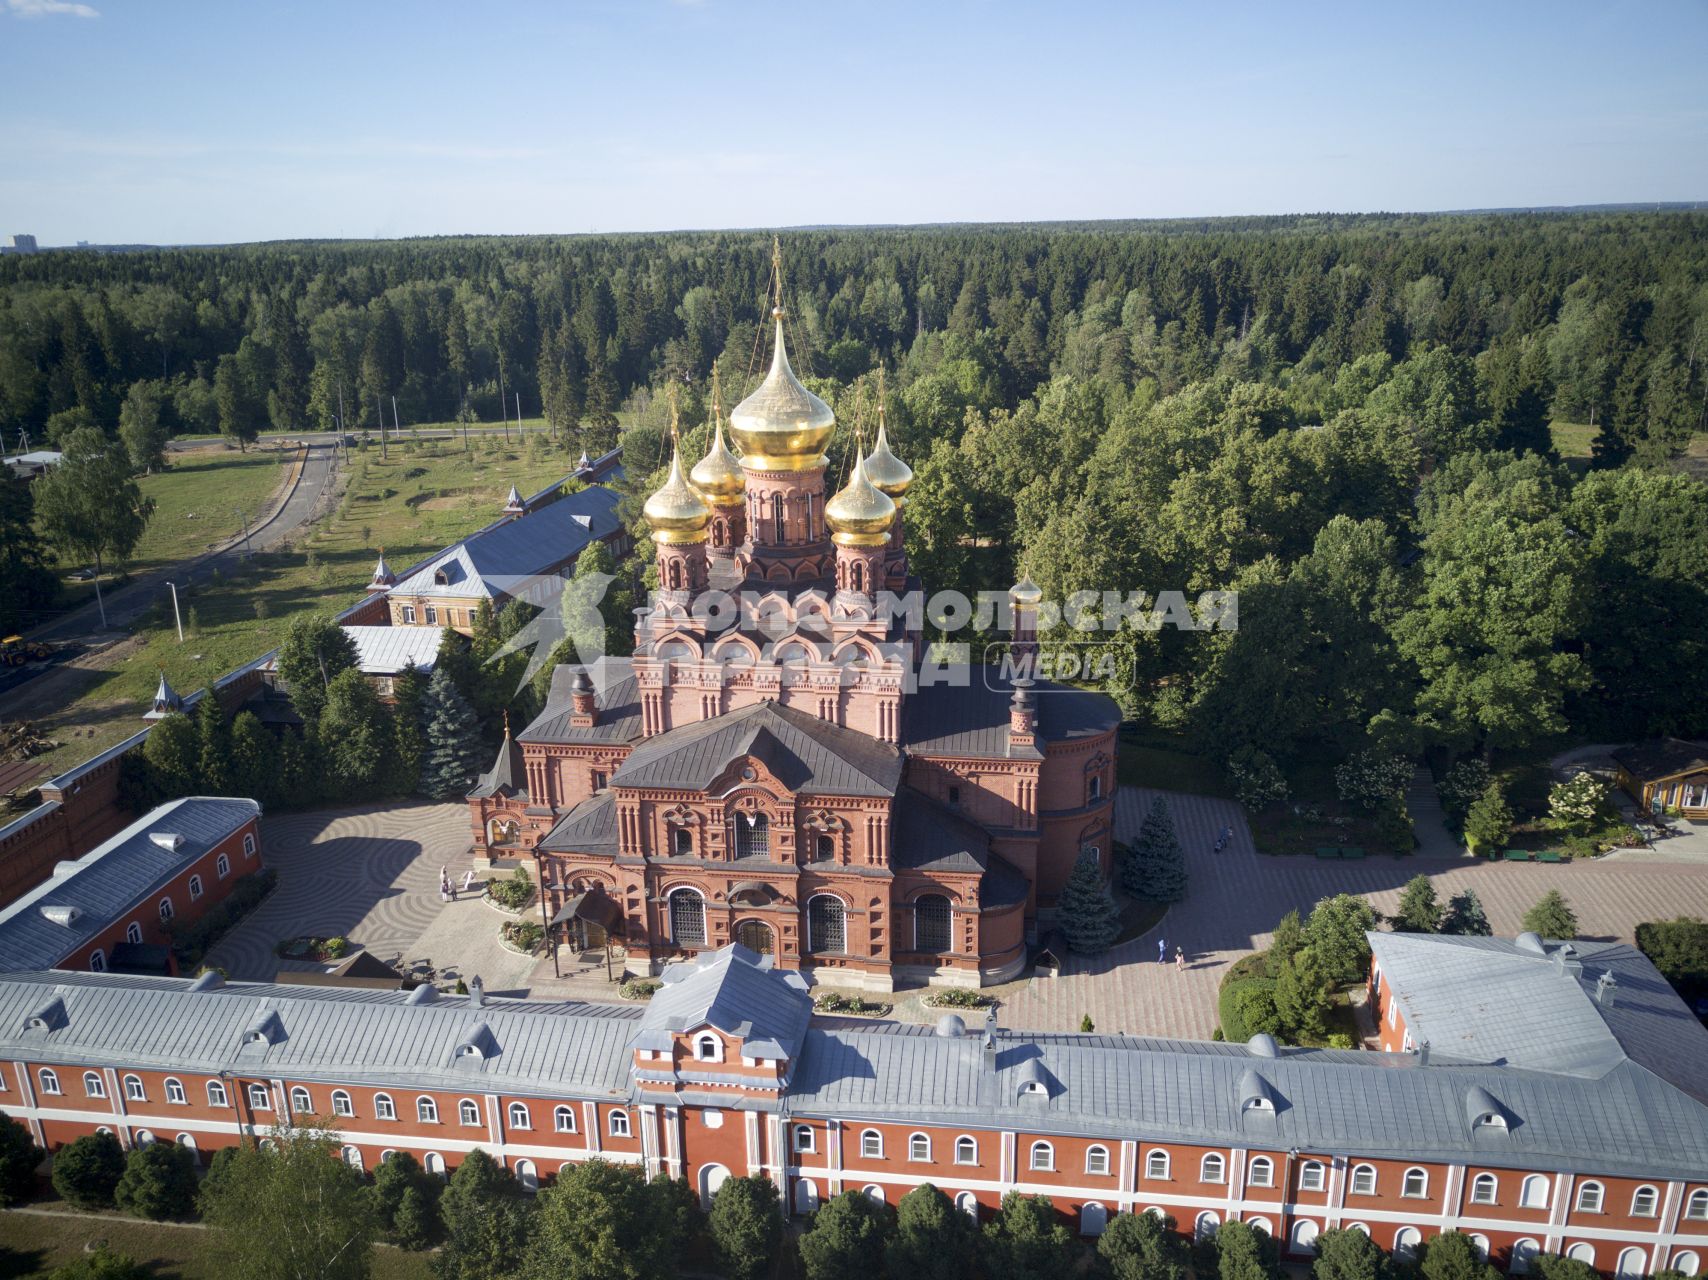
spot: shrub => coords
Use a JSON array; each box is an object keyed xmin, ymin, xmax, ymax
[
  {"xmin": 1548, "ymin": 771, "xmax": 1607, "ymax": 829},
  {"xmin": 502, "ymin": 920, "xmax": 544, "ymax": 952},
  {"xmin": 486, "ymin": 867, "xmax": 534, "ymax": 911},
  {"xmin": 922, "ymin": 987, "xmax": 989, "ymax": 1009},
  {"xmin": 0, "ymin": 1112, "xmax": 43, "ymax": 1205},
  {"xmin": 619, "ymin": 978, "xmax": 661, "ymax": 1000},
  {"xmin": 1335, "ymin": 749, "xmax": 1413, "ymax": 809},
  {"xmin": 1227, "ymin": 746, "xmax": 1288, "ymax": 811},
  {"xmin": 1635, "ymin": 916, "xmax": 1708, "ymax": 1004},
  {"xmin": 52, "ymin": 1131, "xmax": 126, "ymax": 1209},
  {"xmin": 1372, "ymin": 796, "xmax": 1414, "ymax": 854},
  {"xmin": 46, "ymin": 1249, "xmax": 150, "ymax": 1280},
  {"xmin": 1219, "ymin": 978, "xmax": 1281, "ymax": 1042},
  {"xmin": 322, "ymin": 935, "xmax": 348, "ymax": 959},
  {"xmin": 1437, "ymin": 758, "xmax": 1490, "ymax": 822},
  {"xmin": 114, "ymin": 1140, "xmax": 197, "ymax": 1220}
]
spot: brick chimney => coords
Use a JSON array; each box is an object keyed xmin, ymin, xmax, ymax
[
  {"xmin": 569, "ymin": 670, "xmax": 597, "ymax": 728},
  {"xmin": 1008, "ymin": 679, "xmax": 1036, "ymax": 748}
]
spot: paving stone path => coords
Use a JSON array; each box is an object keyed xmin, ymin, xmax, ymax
[
  {"xmin": 1000, "ymin": 786, "xmax": 1708, "ymax": 1040},
  {"xmin": 205, "ymin": 801, "xmax": 537, "ymax": 993}
]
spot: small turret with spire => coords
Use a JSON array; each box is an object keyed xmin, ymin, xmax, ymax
[
  {"xmin": 861, "ymin": 369, "xmax": 914, "ymax": 587},
  {"xmin": 642, "ymin": 388, "xmax": 711, "ymax": 603},
  {"xmin": 826, "ymin": 432, "xmax": 896, "ymax": 602},
  {"xmin": 144, "ymin": 665, "xmax": 182, "ymax": 720},
  {"xmin": 502, "ymin": 484, "xmax": 525, "ymax": 516},
  {"xmin": 367, "ymin": 548, "xmax": 395, "ymax": 593}
]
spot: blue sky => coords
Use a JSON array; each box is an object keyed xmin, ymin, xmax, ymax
[{"xmin": 1, "ymin": 0, "xmax": 1704, "ymax": 245}]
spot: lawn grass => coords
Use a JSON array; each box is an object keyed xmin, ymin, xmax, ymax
[
  {"xmin": 24, "ymin": 433, "xmax": 593, "ymax": 776},
  {"xmin": 1550, "ymin": 419, "xmax": 1598, "ymax": 459},
  {"xmin": 0, "ymin": 1208, "xmax": 435, "ymax": 1279},
  {"xmin": 1115, "ymin": 729, "xmax": 1231, "ymax": 797}
]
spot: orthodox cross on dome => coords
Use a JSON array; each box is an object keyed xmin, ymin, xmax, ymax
[{"xmin": 770, "ymin": 233, "xmax": 785, "ymax": 314}]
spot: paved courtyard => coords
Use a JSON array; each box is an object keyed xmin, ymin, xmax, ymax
[
  {"xmin": 1000, "ymin": 786, "xmax": 1708, "ymax": 1040},
  {"xmin": 210, "ymin": 791, "xmax": 1708, "ymax": 1042},
  {"xmin": 205, "ymin": 801, "xmax": 540, "ymax": 996}
]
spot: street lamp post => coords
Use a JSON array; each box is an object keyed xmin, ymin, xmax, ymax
[{"xmin": 166, "ymin": 581, "xmax": 184, "ymax": 643}]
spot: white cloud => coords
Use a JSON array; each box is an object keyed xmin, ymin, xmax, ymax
[{"xmin": 5, "ymin": 0, "xmax": 101, "ymax": 17}]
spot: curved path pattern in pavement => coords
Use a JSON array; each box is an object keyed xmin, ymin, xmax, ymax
[{"xmin": 1000, "ymin": 786, "xmax": 1708, "ymax": 1040}]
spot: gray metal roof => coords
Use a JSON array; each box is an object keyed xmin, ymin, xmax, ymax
[
  {"xmin": 785, "ymin": 1021, "xmax": 1708, "ymax": 1180},
  {"xmin": 389, "ymin": 485, "xmax": 621, "ymax": 601},
  {"xmin": 0, "ymin": 798, "xmax": 260, "ymax": 972},
  {"xmin": 637, "ymin": 945, "xmax": 811, "ymax": 1063},
  {"xmin": 468, "ymin": 730, "xmax": 526, "ymax": 799},
  {"xmin": 520, "ymin": 659, "xmax": 643, "ymax": 746},
  {"xmin": 1367, "ymin": 931, "xmax": 1708, "ymax": 1102},
  {"xmin": 890, "ymin": 790, "xmax": 1029, "ymax": 907},
  {"xmin": 610, "ymin": 702, "xmax": 903, "ymax": 798},
  {"xmin": 902, "ymin": 678, "xmax": 1118, "ymax": 760},
  {"xmin": 334, "ymin": 626, "xmax": 441, "ymax": 676},
  {"xmin": 537, "ymin": 793, "xmax": 619, "ymax": 856}
]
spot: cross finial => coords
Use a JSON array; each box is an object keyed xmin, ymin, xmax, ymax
[
  {"xmin": 668, "ymin": 383, "xmax": 680, "ymax": 438},
  {"xmin": 710, "ymin": 365, "xmax": 722, "ymax": 419},
  {"xmin": 770, "ymin": 235, "xmax": 784, "ymax": 314},
  {"xmin": 502, "ymin": 709, "xmax": 511, "ymax": 737},
  {"xmin": 876, "ymin": 368, "xmax": 887, "ymax": 426}
]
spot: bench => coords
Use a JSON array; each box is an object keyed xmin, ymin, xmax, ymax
[
  {"xmin": 1502, "ymin": 848, "xmax": 1532, "ymax": 862},
  {"xmin": 1339, "ymin": 846, "xmax": 1366, "ymax": 860},
  {"xmin": 1536, "ymin": 851, "xmax": 1568, "ymax": 864},
  {"xmin": 1314, "ymin": 846, "xmax": 1340, "ymax": 859}
]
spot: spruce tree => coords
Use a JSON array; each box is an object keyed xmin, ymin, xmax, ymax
[
  {"xmin": 419, "ymin": 667, "xmax": 486, "ymax": 800},
  {"xmin": 0, "ymin": 1113, "xmax": 42, "ymax": 1206},
  {"xmin": 142, "ymin": 711, "xmax": 201, "ymax": 800},
  {"xmin": 1265, "ymin": 909, "xmax": 1306, "ymax": 978},
  {"xmin": 1274, "ymin": 946, "xmax": 1332, "ymax": 1042},
  {"xmin": 708, "ymin": 1174, "xmax": 783, "ymax": 1280},
  {"xmin": 1441, "ymin": 889, "xmax": 1491, "ymax": 936},
  {"xmin": 1058, "ymin": 849, "xmax": 1122, "ymax": 954},
  {"xmin": 194, "ymin": 689, "xmax": 233, "ymax": 794},
  {"xmin": 1394, "ymin": 875, "xmax": 1441, "ymax": 933},
  {"xmin": 887, "ymin": 1183, "xmax": 976, "ymax": 1280},
  {"xmin": 227, "ymin": 711, "xmax": 277, "ymax": 808},
  {"xmin": 1098, "ymin": 1209, "xmax": 1187, "ymax": 1280},
  {"xmin": 469, "ymin": 599, "xmax": 500, "ymax": 658},
  {"xmin": 1122, "ymin": 796, "xmax": 1188, "ymax": 902},
  {"xmin": 1214, "ymin": 1218, "xmax": 1284, "ymax": 1280},
  {"xmin": 388, "ymin": 663, "xmax": 429, "ymax": 795},
  {"xmin": 1463, "ymin": 782, "xmax": 1513, "ymax": 855},
  {"xmin": 1523, "ymin": 890, "xmax": 1579, "ymax": 940},
  {"xmin": 319, "ymin": 668, "xmax": 390, "ymax": 796}
]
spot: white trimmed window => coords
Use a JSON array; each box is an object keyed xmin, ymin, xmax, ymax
[
  {"xmin": 1200, "ymin": 1153, "xmax": 1226, "ymax": 1184},
  {"xmin": 955, "ymin": 1136, "xmax": 977, "ymax": 1165},
  {"xmin": 1350, "ymin": 1165, "xmax": 1377, "ymax": 1196},
  {"xmin": 554, "ymin": 1106, "xmax": 576, "ymax": 1133},
  {"xmin": 125, "ymin": 921, "xmax": 142, "ymax": 944},
  {"xmin": 243, "ymin": 833, "xmax": 256, "ymax": 858},
  {"xmin": 908, "ymin": 1134, "xmax": 931, "ymax": 1163},
  {"xmin": 332, "ymin": 1090, "xmax": 354, "ymax": 1117},
  {"xmin": 290, "ymin": 1087, "xmax": 311, "ymax": 1112},
  {"xmin": 188, "ymin": 875, "xmax": 204, "ymax": 900},
  {"xmin": 609, "ymin": 1110, "xmax": 630, "ymax": 1138},
  {"xmin": 793, "ymin": 1126, "xmax": 814, "ymax": 1154},
  {"xmin": 1631, "ymin": 1186, "xmax": 1659, "ymax": 1218},
  {"xmin": 1471, "ymin": 1173, "xmax": 1498, "ymax": 1204},
  {"xmin": 1030, "ymin": 1141, "xmax": 1054, "ymax": 1172},
  {"xmin": 417, "ymin": 1097, "xmax": 439, "ymax": 1124},
  {"xmin": 402, "ymin": 605, "xmax": 417, "ymax": 623},
  {"xmin": 1086, "ymin": 1145, "xmax": 1111, "ymax": 1177},
  {"xmin": 216, "ymin": 854, "xmax": 230, "ymax": 878},
  {"xmin": 206, "ymin": 1081, "xmax": 228, "ymax": 1107},
  {"xmin": 1247, "ymin": 1155, "xmax": 1273, "ymax": 1187},
  {"xmin": 1145, "ymin": 1150, "xmax": 1170, "ymax": 1180},
  {"xmin": 83, "ymin": 1072, "xmax": 104, "ymax": 1099},
  {"xmin": 1576, "ymin": 1181, "xmax": 1604, "ymax": 1213},
  {"xmin": 1300, "ymin": 1161, "xmax": 1326, "ymax": 1192},
  {"xmin": 158, "ymin": 897, "xmax": 174, "ymax": 922},
  {"xmin": 694, "ymin": 1033, "xmax": 721, "ymax": 1062},
  {"xmin": 861, "ymin": 1130, "xmax": 883, "ymax": 1159},
  {"xmin": 374, "ymin": 1093, "xmax": 396, "ymax": 1121},
  {"xmin": 89, "ymin": 950, "xmax": 105, "ymax": 972},
  {"xmin": 124, "ymin": 1075, "xmax": 146, "ymax": 1103},
  {"xmin": 247, "ymin": 1084, "xmax": 270, "ymax": 1110},
  {"xmin": 165, "ymin": 1078, "xmax": 185, "ymax": 1105},
  {"xmin": 1687, "ymin": 1189, "xmax": 1708, "ymax": 1220},
  {"xmin": 459, "ymin": 1099, "xmax": 480, "ymax": 1126},
  {"xmin": 1402, "ymin": 1168, "xmax": 1428, "ymax": 1198},
  {"xmin": 507, "ymin": 1102, "xmax": 530, "ymax": 1130}
]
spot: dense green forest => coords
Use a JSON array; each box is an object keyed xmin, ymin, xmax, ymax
[{"xmin": 4, "ymin": 212, "xmax": 1707, "ymax": 768}]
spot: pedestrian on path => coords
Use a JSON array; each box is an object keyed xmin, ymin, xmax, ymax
[
  {"xmin": 462, "ymin": 869, "xmax": 477, "ymax": 893},
  {"xmin": 439, "ymin": 866, "xmax": 451, "ymax": 904},
  {"xmin": 1175, "ymin": 947, "xmax": 1185, "ymax": 972},
  {"xmin": 1157, "ymin": 937, "xmax": 1167, "ymax": 963}
]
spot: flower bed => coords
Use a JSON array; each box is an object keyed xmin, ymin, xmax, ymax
[
  {"xmin": 813, "ymin": 991, "xmax": 892, "ymax": 1018},
  {"xmin": 273, "ymin": 934, "xmax": 349, "ymax": 963},
  {"xmin": 922, "ymin": 988, "xmax": 991, "ymax": 1010},
  {"xmin": 619, "ymin": 978, "xmax": 661, "ymax": 1001},
  {"xmin": 484, "ymin": 868, "xmax": 535, "ymax": 913},
  {"xmin": 499, "ymin": 919, "xmax": 544, "ymax": 955}
]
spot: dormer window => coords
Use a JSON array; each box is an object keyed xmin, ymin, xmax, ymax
[
  {"xmin": 694, "ymin": 1033, "xmax": 722, "ymax": 1063},
  {"xmin": 1020, "ymin": 1080, "xmax": 1047, "ymax": 1097}
]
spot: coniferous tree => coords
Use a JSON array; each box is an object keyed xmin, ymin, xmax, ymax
[
  {"xmin": 0, "ymin": 1113, "xmax": 43, "ymax": 1206},
  {"xmin": 113, "ymin": 1141, "xmax": 197, "ymax": 1220},
  {"xmin": 388, "ymin": 663, "xmax": 429, "ymax": 794},
  {"xmin": 887, "ymin": 1183, "xmax": 977, "ymax": 1280},
  {"xmin": 799, "ymin": 1190, "xmax": 894, "ymax": 1280},
  {"xmin": 982, "ymin": 1191, "xmax": 1073, "ymax": 1280},
  {"xmin": 1394, "ymin": 875, "xmax": 1441, "ymax": 933},
  {"xmin": 708, "ymin": 1174, "xmax": 784, "ymax": 1280},
  {"xmin": 1312, "ymin": 1227, "xmax": 1390, "ymax": 1280},
  {"xmin": 1058, "ymin": 849, "xmax": 1122, "ymax": 954},
  {"xmin": 52, "ymin": 1131, "xmax": 126, "ymax": 1209},
  {"xmin": 227, "ymin": 711, "xmax": 277, "ymax": 808},
  {"xmin": 1098, "ymin": 1210, "xmax": 1187, "ymax": 1280},
  {"xmin": 274, "ymin": 729, "xmax": 322, "ymax": 809},
  {"xmin": 0, "ymin": 470, "xmax": 59, "ymax": 636},
  {"xmin": 419, "ymin": 666, "xmax": 486, "ymax": 799},
  {"xmin": 1122, "ymin": 796, "xmax": 1189, "ymax": 902},
  {"xmin": 1265, "ymin": 909, "xmax": 1307, "ymax": 978},
  {"xmin": 438, "ymin": 1149, "xmax": 531, "ymax": 1280},
  {"xmin": 1523, "ymin": 890, "xmax": 1579, "ymax": 940},
  {"xmin": 1419, "ymin": 1230, "xmax": 1499, "ymax": 1280},
  {"xmin": 1274, "ymin": 945, "xmax": 1332, "ymax": 1042},
  {"xmin": 276, "ymin": 613, "xmax": 358, "ymax": 723},
  {"xmin": 469, "ymin": 598, "xmax": 501, "ymax": 657},
  {"xmin": 319, "ymin": 668, "xmax": 391, "ymax": 796},
  {"xmin": 141, "ymin": 711, "xmax": 201, "ymax": 800},
  {"xmin": 194, "ymin": 689, "xmax": 233, "ymax": 794},
  {"xmin": 1214, "ymin": 1218, "xmax": 1284, "ymax": 1280},
  {"xmin": 1440, "ymin": 889, "xmax": 1492, "ymax": 936},
  {"xmin": 1463, "ymin": 782, "xmax": 1514, "ymax": 856}
]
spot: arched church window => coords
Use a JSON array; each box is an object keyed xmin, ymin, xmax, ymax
[
  {"xmin": 915, "ymin": 895, "xmax": 952, "ymax": 953},
  {"xmin": 669, "ymin": 888, "xmax": 706, "ymax": 947},
  {"xmin": 673, "ymin": 828, "xmax": 693, "ymax": 856},
  {"xmin": 735, "ymin": 812, "xmax": 769, "ymax": 859},
  {"xmin": 736, "ymin": 920, "xmax": 774, "ymax": 955},
  {"xmin": 808, "ymin": 895, "xmax": 846, "ymax": 954}
]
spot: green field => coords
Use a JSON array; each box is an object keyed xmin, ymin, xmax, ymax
[
  {"xmin": 0, "ymin": 1208, "xmax": 433, "ymax": 1279},
  {"xmin": 1549, "ymin": 419, "xmax": 1598, "ymax": 459},
  {"xmin": 25, "ymin": 433, "xmax": 597, "ymax": 776}
]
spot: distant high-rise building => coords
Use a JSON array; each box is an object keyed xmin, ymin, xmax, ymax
[{"xmin": 3, "ymin": 235, "xmax": 38, "ymax": 255}]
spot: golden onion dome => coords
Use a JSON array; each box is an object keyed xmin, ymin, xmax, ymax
[
  {"xmin": 689, "ymin": 416, "xmax": 745, "ymax": 505},
  {"xmin": 1009, "ymin": 575, "xmax": 1043, "ymax": 606},
  {"xmin": 825, "ymin": 445, "xmax": 897, "ymax": 548},
  {"xmin": 644, "ymin": 434, "xmax": 712, "ymax": 544},
  {"xmin": 729, "ymin": 309, "xmax": 836, "ymax": 471},
  {"xmin": 862, "ymin": 411, "xmax": 913, "ymax": 499}
]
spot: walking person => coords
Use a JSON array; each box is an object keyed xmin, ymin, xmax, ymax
[
  {"xmin": 1157, "ymin": 937, "xmax": 1167, "ymax": 963},
  {"xmin": 439, "ymin": 866, "xmax": 451, "ymax": 904},
  {"xmin": 1175, "ymin": 947, "xmax": 1185, "ymax": 972}
]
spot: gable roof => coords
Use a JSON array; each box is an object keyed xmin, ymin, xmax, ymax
[
  {"xmin": 634, "ymin": 944, "xmax": 812, "ymax": 1061},
  {"xmin": 537, "ymin": 793, "xmax": 618, "ymax": 857},
  {"xmin": 389, "ymin": 485, "xmax": 622, "ymax": 601},
  {"xmin": 1612, "ymin": 737, "xmax": 1708, "ymax": 782},
  {"xmin": 610, "ymin": 701, "xmax": 903, "ymax": 798},
  {"xmin": 1366, "ymin": 931, "xmax": 1708, "ymax": 1102},
  {"xmin": 0, "ymin": 798, "xmax": 259, "ymax": 973},
  {"xmin": 902, "ymin": 677, "xmax": 1119, "ymax": 760},
  {"xmin": 520, "ymin": 659, "xmax": 643, "ymax": 746},
  {"xmin": 311, "ymin": 626, "xmax": 439, "ymax": 677}
]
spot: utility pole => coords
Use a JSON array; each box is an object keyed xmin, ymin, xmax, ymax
[
  {"xmin": 167, "ymin": 581, "xmax": 184, "ymax": 643},
  {"xmin": 92, "ymin": 562, "xmax": 107, "ymax": 629},
  {"xmin": 392, "ymin": 395, "xmax": 402, "ymax": 441},
  {"xmin": 379, "ymin": 395, "xmax": 388, "ymax": 459},
  {"xmin": 515, "ymin": 391, "xmax": 523, "ymax": 440},
  {"xmin": 337, "ymin": 383, "xmax": 345, "ymax": 439},
  {"xmin": 498, "ymin": 363, "xmax": 507, "ymax": 443}
]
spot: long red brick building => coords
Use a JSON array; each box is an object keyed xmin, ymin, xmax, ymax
[{"xmin": 0, "ymin": 939, "xmax": 1705, "ymax": 1277}]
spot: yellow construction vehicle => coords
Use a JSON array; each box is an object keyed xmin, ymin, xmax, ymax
[{"xmin": 0, "ymin": 636, "xmax": 52, "ymax": 666}]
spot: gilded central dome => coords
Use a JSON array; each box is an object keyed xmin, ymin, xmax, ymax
[
  {"xmin": 689, "ymin": 416, "xmax": 745, "ymax": 505},
  {"xmin": 862, "ymin": 414, "xmax": 913, "ymax": 499},
  {"xmin": 825, "ymin": 446, "xmax": 897, "ymax": 548},
  {"xmin": 729, "ymin": 309, "xmax": 835, "ymax": 471},
  {"xmin": 644, "ymin": 435, "xmax": 712, "ymax": 544}
]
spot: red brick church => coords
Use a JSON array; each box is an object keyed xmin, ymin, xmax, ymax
[{"xmin": 469, "ymin": 279, "xmax": 1119, "ymax": 991}]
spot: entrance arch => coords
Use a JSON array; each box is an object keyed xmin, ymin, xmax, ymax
[
  {"xmin": 793, "ymin": 1179, "xmax": 818, "ymax": 1214},
  {"xmin": 735, "ymin": 920, "xmax": 775, "ymax": 955},
  {"xmin": 699, "ymin": 1162, "xmax": 730, "ymax": 1210}
]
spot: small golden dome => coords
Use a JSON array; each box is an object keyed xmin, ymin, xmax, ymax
[
  {"xmin": 862, "ymin": 411, "xmax": 913, "ymax": 499},
  {"xmin": 826, "ymin": 445, "xmax": 897, "ymax": 548},
  {"xmin": 689, "ymin": 416, "xmax": 745, "ymax": 505},
  {"xmin": 644, "ymin": 434, "xmax": 712, "ymax": 544},
  {"xmin": 729, "ymin": 310, "xmax": 836, "ymax": 471},
  {"xmin": 1009, "ymin": 575, "xmax": 1043, "ymax": 606}
]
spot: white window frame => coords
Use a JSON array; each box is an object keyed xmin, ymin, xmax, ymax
[
  {"xmin": 158, "ymin": 896, "xmax": 174, "ymax": 922},
  {"xmin": 458, "ymin": 1099, "xmax": 480, "ymax": 1126},
  {"xmin": 89, "ymin": 949, "xmax": 105, "ymax": 972},
  {"xmin": 417, "ymin": 1096, "xmax": 439, "ymax": 1124},
  {"xmin": 165, "ymin": 1077, "xmax": 186, "ymax": 1105},
  {"xmin": 908, "ymin": 1133, "xmax": 931, "ymax": 1163},
  {"xmin": 792, "ymin": 1125, "xmax": 815, "ymax": 1154},
  {"xmin": 243, "ymin": 833, "xmax": 256, "ymax": 858},
  {"xmin": 247, "ymin": 1083, "xmax": 270, "ymax": 1111},
  {"xmin": 554, "ymin": 1106, "xmax": 576, "ymax": 1134},
  {"xmin": 206, "ymin": 1080, "xmax": 228, "ymax": 1107},
  {"xmin": 216, "ymin": 854, "xmax": 230, "ymax": 878},
  {"xmin": 1576, "ymin": 1181, "xmax": 1604, "ymax": 1213},
  {"xmin": 1402, "ymin": 1167, "xmax": 1429, "ymax": 1199},
  {"xmin": 1085, "ymin": 1145, "xmax": 1111, "ymax": 1177},
  {"xmin": 507, "ymin": 1102, "xmax": 530, "ymax": 1130},
  {"xmin": 1350, "ymin": 1164, "xmax": 1377, "ymax": 1196},
  {"xmin": 608, "ymin": 1109, "xmax": 630, "ymax": 1138},
  {"xmin": 861, "ymin": 1130, "xmax": 883, "ymax": 1159},
  {"xmin": 1247, "ymin": 1155, "xmax": 1273, "ymax": 1187},
  {"xmin": 1630, "ymin": 1185, "xmax": 1659, "ymax": 1218},
  {"xmin": 83, "ymin": 1071, "xmax": 104, "ymax": 1098},
  {"xmin": 124, "ymin": 1075, "xmax": 146, "ymax": 1103},
  {"xmin": 694, "ymin": 1032, "xmax": 721, "ymax": 1062},
  {"xmin": 1200, "ymin": 1153, "xmax": 1226, "ymax": 1184},
  {"xmin": 1300, "ymin": 1161, "xmax": 1326, "ymax": 1192},
  {"xmin": 402, "ymin": 605, "xmax": 417, "ymax": 624},
  {"xmin": 332, "ymin": 1090, "xmax": 354, "ymax": 1117},
  {"xmin": 290, "ymin": 1086, "xmax": 311, "ymax": 1112},
  {"xmin": 1145, "ymin": 1150, "xmax": 1170, "ymax": 1180},
  {"xmin": 955, "ymin": 1136, "xmax": 978, "ymax": 1165},
  {"xmin": 1470, "ymin": 1173, "xmax": 1498, "ymax": 1204},
  {"xmin": 425, "ymin": 605, "xmax": 438, "ymax": 625},
  {"xmin": 1029, "ymin": 1141, "xmax": 1054, "ymax": 1172},
  {"xmin": 374, "ymin": 1093, "xmax": 396, "ymax": 1121},
  {"xmin": 188, "ymin": 875, "xmax": 204, "ymax": 900}
]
